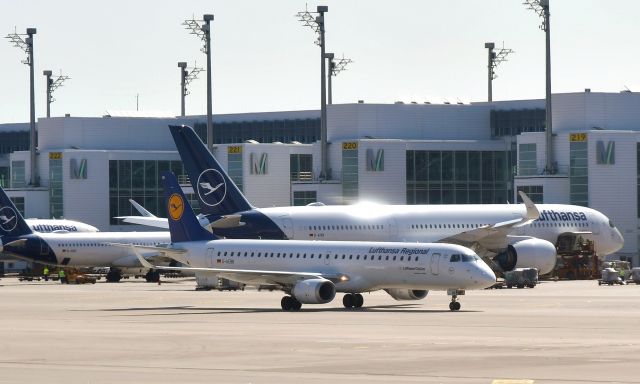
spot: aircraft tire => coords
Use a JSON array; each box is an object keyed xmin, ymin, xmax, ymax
[
  {"xmin": 342, "ymin": 294, "xmax": 354, "ymax": 308},
  {"xmin": 291, "ymin": 298, "xmax": 302, "ymax": 311},
  {"xmin": 281, "ymin": 296, "xmax": 293, "ymax": 311},
  {"xmin": 354, "ymin": 293, "xmax": 364, "ymax": 308}
]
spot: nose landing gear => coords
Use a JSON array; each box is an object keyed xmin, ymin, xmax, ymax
[{"xmin": 447, "ymin": 288, "xmax": 464, "ymax": 311}]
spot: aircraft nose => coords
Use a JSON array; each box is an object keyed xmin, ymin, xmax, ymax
[
  {"xmin": 611, "ymin": 228, "xmax": 624, "ymax": 253},
  {"xmin": 471, "ymin": 263, "xmax": 496, "ymax": 289}
]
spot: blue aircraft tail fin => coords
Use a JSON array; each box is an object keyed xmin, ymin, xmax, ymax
[
  {"xmin": 162, "ymin": 171, "xmax": 217, "ymax": 243},
  {"xmin": 0, "ymin": 186, "xmax": 32, "ymax": 238},
  {"xmin": 169, "ymin": 125, "xmax": 253, "ymax": 216}
]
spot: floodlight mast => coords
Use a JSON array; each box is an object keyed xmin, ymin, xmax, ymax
[
  {"xmin": 297, "ymin": 5, "xmax": 329, "ymax": 179},
  {"xmin": 484, "ymin": 42, "xmax": 513, "ymax": 102},
  {"xmin": 326, "ymin": 53, "xmax": 353, "ymax": 105},
  {"xmin": 524, "ymin": 0, "xmax": 554, "ymax": 173},
  {"xmin": 43, "ymin": 70, "xmax": 70, "ymax": 118},
  {"xmin": 5, "ymin": 27, "xmax": 38, "ymax": 186},
  {"xmin": 178, "ymin": 61, "xmax": 204, "ymax": 117},
  {"xmin": 183, "ymin": 14, "xmax": 214, "ymax": 151}
]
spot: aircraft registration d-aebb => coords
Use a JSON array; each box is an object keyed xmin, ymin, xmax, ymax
[
  {"xmin": 120, "ymin": 125, "xmax": 624, "ymax": 275},
  {"xmin": 0, "ymin": 187, "xmax": 169, "ymax": 283},
  {"xmin": 127, "ymin": 172, "xmax": 496, "ymax": 311}
]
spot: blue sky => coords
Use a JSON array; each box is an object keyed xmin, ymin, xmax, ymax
[{"xmin": 1, "ymin": 0, "xmax": 638, "ymax": 122}]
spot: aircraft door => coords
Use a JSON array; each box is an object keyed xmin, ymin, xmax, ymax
[
  {"xmin": 207, "ymin": 248, "xmax": 216, "ymax": 267},
  {"xmin": 40, "ymin": 239, "xmax": 50, "ymax": 256},
  {"xmin": 590, "ymin": 219, "xmax": 601, "ymax": 235},
  {"xmin": 280, "ymin": 216, "xmax": 294, "ymax": 239},
  {"xmin": 430, "ymin": 253, "xmax": 441, "ymax": 275},
  {"xmin": 324, "ymin": 251, "xmax": 332, "ymax": 266},
  {"xmin": 387, "ymin": 218, "xmax": 399, "ymax": 241}
]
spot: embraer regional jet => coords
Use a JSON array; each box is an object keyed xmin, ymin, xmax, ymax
[
  {"xmin": 127, "ymin": 172, "xmax": 496, "ymax": 311},
  {"xmin": 120, "ymin": 125, "xmax": 624, "ymax": 275},
  {"xmin": 0, "ymin": 186, "xmax": 169, "ymax": 283}
]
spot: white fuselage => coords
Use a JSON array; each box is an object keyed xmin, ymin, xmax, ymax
[
  {"xmin": 258, "ymin": 203, "xmax": 624, "ymax": 256},
  {"xmin": 27, "ymin": 219, "xmax": 99, "ymax": 233},
  {"xmin": 172, "ymin": 239, "xmax": 496, "ymax": 293},
  {"xmin": 41, "ymin": 232, "xmax": 169, "ymax": 268}
]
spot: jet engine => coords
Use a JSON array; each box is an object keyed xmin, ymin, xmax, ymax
[
  {"xmin": 493, "ymin": 237, "xmax": 557, "ymax": 275},
  {"xmin": 384, "ymin": 289, "xmax": 429, "ymax": 301},
  {"xmin": 291, "ymin": 278, "xmax": 336, "ymax": 304}
]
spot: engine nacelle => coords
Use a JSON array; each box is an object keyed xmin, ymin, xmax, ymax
[
  {"xmin": 384, "ymin": 289, "xmax": 429, "ymax": 301},
  {"xmin": 494, "ymin": 237, "xmax": 557, "ymax": 275},
  {"xmin": 291, "ymin": 278, "xmax": 336, "ymax": 304}
]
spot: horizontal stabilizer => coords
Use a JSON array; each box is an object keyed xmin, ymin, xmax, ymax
[{"xmin": 207, "ymin": 215, "xmax": 245, "ymax": 229}]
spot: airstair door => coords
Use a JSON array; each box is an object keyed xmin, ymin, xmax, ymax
[{"xmin": 430, "ymin": 253, "xmax": 441, "ymax": 275}]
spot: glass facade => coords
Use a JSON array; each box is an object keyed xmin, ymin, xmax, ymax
[
  {"xmin": 293, "ymin": 191, "xmax": 317, "ymax": 206},
  {"xmin": 109, "ymin": 160, "xmax": 186, "ymax": 225},
  {"xmin": 49, "ymin": 157, "xmax": 63, "ymax": 218},
  {"xmin": 11, "ymin": 161, "xmax": 25, "ymax": 188},
  {"xmin": 290, "ymin": 154, "xmax": 313, "ymax": 182},
  {"xmin": 193, "ymin": 118, "xmax": 320, "ymax": 144},
  {"xmin": 10, "ymin": 197, "xmax": 25, "ymax": 216},
  {"xmin": 407, "ymin": 150, "xmax": 511, "ymax": 204},
  {"xmin": 227, "ymin": 150, "xmax": 243, "ymax": 192},
  {"xmin": 517, "ymin": 185, "xmax": 543, "ymax": 204},
  {"xmin": 0, "ymin": 131, "xmax": 29, "ymax": 155},
  {"xmin": 0, "ymin": 167, "xmax": 8, "ymax": 188},
  {"xmin": 518, "ymin": 143, "xmax": 537, "ymax": 176},
  {"xmin": 569, "ymin": 140, "xmax": 589, "ymax": 206},
  {"xmin": 490, "ymin": 109, "xmax": 546, "ymax": 137},
  {"xmin": 637, "ymin": 143, "xmax": 640, "ymax": 218},
  {"xmin": 342, "ymin": 143, "xmax": 359, "ymax": 203}
]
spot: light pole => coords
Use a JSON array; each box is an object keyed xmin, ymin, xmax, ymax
[
  {"xmin": 484, "ymin": 42, "xmax": 513, "ymax": 102},
  {"xmin": 524, "ymin": 0, "xmax": 553, "ymax": 173},
  {"xmin": 178, "ymin": 61, "xmax": 204, "ymax": 117},
  {"xmin": 183, "ymin": 14, "xmax": 214, "ymax": 151},
  {"xmin": 297, "ymin": 5, "xmax": 329, "ymax": 179},
  {"xmin": 5, "ymin": 27, "xmax": 38, "ymax": 186},
  {"xmin": 325, "ymin": 53, "xmax": 334, "ymax": 105},
  {"xmin": 42, "ymin": 70, "xmax": 70, "ymax": 118},
  {"xmin": 326, "ymin": 53, "xmax": 352, "ymax": 105},
  {"xmin": 44, "ymin": 70, "xmax": 52, "ymax": 118}
]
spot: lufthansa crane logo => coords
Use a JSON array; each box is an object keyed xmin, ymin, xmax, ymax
[
  {"xmin": 168, "ymin": 194, "xmax": 184, "ymax": 221},
  {"xmin": 196, "ymin": 168, "xmax": 227, "ymax": 207},
  {"xmin": 0, "ymin": 206, "xmax": 18, "ymax": 233}
]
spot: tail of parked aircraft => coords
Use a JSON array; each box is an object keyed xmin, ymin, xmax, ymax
[
  {"xmin": 169, "ymin": 125, "xmax": 253, "ymax": 217},
  {"xmin": 162, "ymin": 171, "xmax": 216, "ymax": 243},
  {"xmin": 0, "ymin": 186, "xmax": 32, "ymax": 238}
]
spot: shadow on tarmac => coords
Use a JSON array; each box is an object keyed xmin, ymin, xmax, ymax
[{"xmin": 80, "ymin": 303, "xmax": 480, "ymax": 315}]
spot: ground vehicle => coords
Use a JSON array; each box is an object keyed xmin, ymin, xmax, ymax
[
  {"xmin": 598, "ymin": 268, "xmax": 625, "ymax": 286},
  {"xmin": 64, "ymin": 269, "xmax": 97, "ymax": 284},
  {"xmin": 631, "ymin": 268, "xmax": 640, "ymax": 284},
  {"xmin": 554, "ymin": 236, "xmax": 598, "ymax": 279},
  {"xmin": 504, "ymin": 268, "xmax": 538, "ymax": 288}
]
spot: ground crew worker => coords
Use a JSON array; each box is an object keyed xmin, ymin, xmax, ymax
[
  {"xmin": 58, "ymin": 269, "xmax": 66, "ymax": 284},
  {"xmin": 43, "ymin": 266, "xmax": 49, "ymax": 281}
]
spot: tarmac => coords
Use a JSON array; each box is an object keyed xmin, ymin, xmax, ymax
[{"xmin": 1, "ymin": 277, "xmax": 639, "ymax": 384}]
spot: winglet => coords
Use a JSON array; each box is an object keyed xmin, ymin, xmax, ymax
[
  {"xmin": 518, "ymin": 191, "xmax": 540, "ymax": 220},
  {"xmin": 129, "ymin": 199, "xmax": 157, "ymax": 218}
]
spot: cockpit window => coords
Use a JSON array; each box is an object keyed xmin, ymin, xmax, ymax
[
  {"xmin": 461, "ymin": 254, "xmax": 479, "ymax": 262},
  {"xmin": 450, "ymin": 254, "xmax": 461, "ymax": 262},
  {"xmin": 609, "ymin": 220, "xmax": 615, "ymax": 228}
]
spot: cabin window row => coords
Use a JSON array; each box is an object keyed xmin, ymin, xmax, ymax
[
  {"xmin": 306, "ymin": 224, "xmax": 384, "ymax": 231},
  {"xmin": 217, "ymin": 250, "xmax": 419, "ymax": 262},
  {"xmin": 410, "ymin": 223, "xmax": 487, "ymax": 229}
]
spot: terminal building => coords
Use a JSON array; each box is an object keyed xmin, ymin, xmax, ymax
[{"xmin": 1, "ymin": 91, "xmax": 639, "ymax": 266}]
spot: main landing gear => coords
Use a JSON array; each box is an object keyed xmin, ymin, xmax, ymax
[
  {"xmin": 145, "ymin": 269, "xmax": 160, "ymax": 283},
  {"xmin": 106, "ymin": 268, "xmax": 122, "ymax": 283},
  {"xmin": 281, "ymin": 295, "xmax": 302, "ymax": 311},
  {"xmin": 342, "ymin": 293, "xmax": 364, "ymax": 309}
]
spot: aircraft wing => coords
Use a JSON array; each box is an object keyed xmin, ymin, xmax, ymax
[
  {"xmin": 115, "ymin": 216, "xmax": 170, "ymax": 228},
  {"xmin": 130, "ymin": 247, "xmax": 343, "ymax": 286},
  {"xmin": 439, "ymin": 191, "xmax": 540, "ymax": 252}
]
